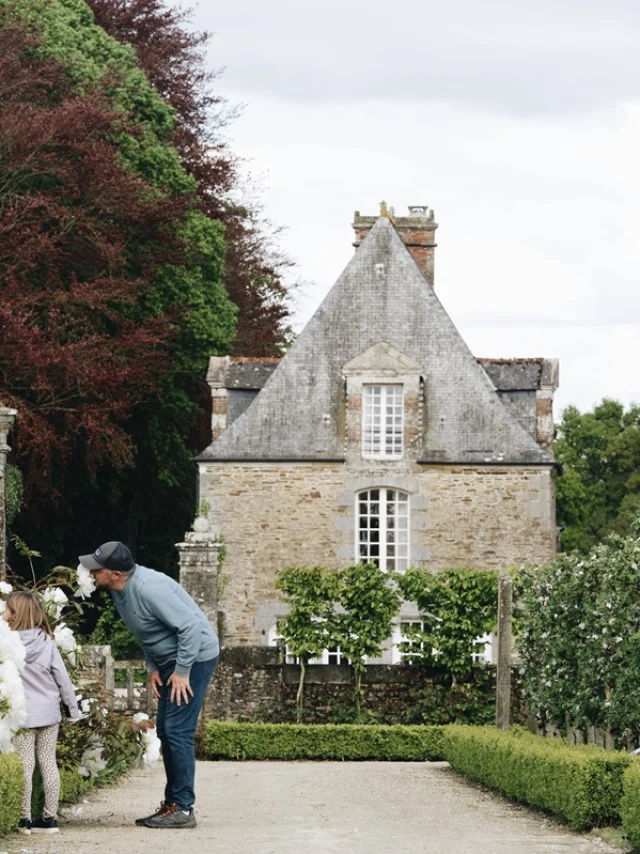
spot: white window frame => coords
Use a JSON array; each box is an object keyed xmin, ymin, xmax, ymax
[
  {"xmin": 356, "ymin": 488, "xmax": 410, "ymax": 573},
  {"xmin": 392, "ymin": 620, "xmax": 425, "ymax": 664},
  {"xmin": 267, "ymin": 623, "xmax": 345, "ymax": 665},
  {"xmin": 471, "ymin": 632, "xmax": 496, "ymax": 664},
  {"xmin": 362, "ymin": 384, "xmax": 404, "ymax": 459}
]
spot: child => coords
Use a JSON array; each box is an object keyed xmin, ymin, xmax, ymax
[{"xmin": 2, "ymin": 591, "xmax": 80, "ymax": 835}]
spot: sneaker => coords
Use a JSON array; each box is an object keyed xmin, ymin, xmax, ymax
[
  {"xmin": 144, "ymin": 803, "xmax": 197, "ymax": 829},
  {"xmin": 18, "ymin": 818, "xmax": 32, "ymax": 835},
  {"xmin": 32, "ymin": 816, "xmax": 59, "ymax": 834},
  {"xmin": 135, "ymin": 802, "xmax": 171, "ymax": 827}
]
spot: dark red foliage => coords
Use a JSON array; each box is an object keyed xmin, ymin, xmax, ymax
[
  {"xmin": 87, "ymin": 0, "xmax": 294, "ymax": 355},
  {"xmin": 0, "ymin": 24, "xmax": 192, "ymax": 496}
]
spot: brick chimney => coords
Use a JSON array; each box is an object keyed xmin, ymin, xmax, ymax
[{"xmin": 352, "ymin": 204, "xmax": 438, "ymax": 287}]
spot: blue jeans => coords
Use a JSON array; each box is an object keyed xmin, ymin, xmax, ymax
[{"xmin": 156, "ymin": 657, "xmax": 217, "ymax": 811}]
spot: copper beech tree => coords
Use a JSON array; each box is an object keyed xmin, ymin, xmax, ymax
[{"xmin": 0, "ymin": 25, "xmax": 193, "ymax": 498}]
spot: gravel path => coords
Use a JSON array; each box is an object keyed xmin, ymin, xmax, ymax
[{"xmin": 2, "ymin": 761, "xmax": 623, "ymax": 854}]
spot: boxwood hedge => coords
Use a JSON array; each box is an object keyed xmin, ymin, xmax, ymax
[
  {"xmin": 620, "ymin": 759, "xmax": 640, "ymax": 849},
  {"xmin": 204, "ymin": 722, "xmax": 446, "ymax": 761},
  {"xmin": 0, "ymin": 753, "xmax": 22, "ymax": 835},
  {"xmin": 443, "ymin": 725, "xmax": 631, "ymax": 829}
]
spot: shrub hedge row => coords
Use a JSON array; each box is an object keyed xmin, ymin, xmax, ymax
[
  {"xmin": 621, "ymin": 762, "xmax": 640, "ymax": 849},
  {"xmin": 0, "ymin": 758, "xmax": 95, "ymax": 836},
  {"xmin": 204, "ymin": 722, "xmax": 446, "ymax": 761},
  {"xmin": 443, "ymin": 725, "xmax": 631, "ymax": 830},
  {"xmin": 0, "ymin": 754, "xmax": 22, "ymax": 835}
]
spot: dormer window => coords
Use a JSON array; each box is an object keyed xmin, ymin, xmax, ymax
[{"xmin": 362, "ymin": 384, "xmax": 404, "ymax": 459}]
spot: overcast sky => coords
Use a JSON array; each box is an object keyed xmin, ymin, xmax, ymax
[{"xmin": 191, "ymin": 0, "xmax": 640, "ymax": 415}]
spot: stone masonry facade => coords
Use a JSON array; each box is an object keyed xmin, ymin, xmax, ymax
[{"xmin": 198, "ymin": 462, "xmax": 555, "ymax": 646}]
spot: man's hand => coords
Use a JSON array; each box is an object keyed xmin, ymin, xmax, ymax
[
  {"xmin": 149, "ymin": 669, "xmax": 163, "ymax": 700},
  {"xmin": 167, "ymin": 672, "xmax": 193, "ymax": 707}
]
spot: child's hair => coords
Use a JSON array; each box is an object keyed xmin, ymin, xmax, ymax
[{"xmin": 4, "ymin": 591, "xmax": 53, "ymax": 636}]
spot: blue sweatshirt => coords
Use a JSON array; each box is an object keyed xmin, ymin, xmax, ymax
[{"xmin": 111, "ymin": 565, "xmax": 219, "ymax": 678}]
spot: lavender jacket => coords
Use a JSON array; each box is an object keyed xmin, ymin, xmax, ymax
[{"xmin": 18, "ymin": 628, "xmax": 80, "ymax": 728}]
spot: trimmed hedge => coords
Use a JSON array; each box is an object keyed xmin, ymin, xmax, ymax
[
  {"xmin": 0, "ymin": 757, "xmax": 95, "ymax": 835},
  {"xmin": 204, "ymin": 722, "xmax": 445, "ymax": 761},
  {"xmin": 444, "ymin": 725, "xmax": 631, "ymax": 829},
  {"xmin": 0, "ymin": 754, "xmax": 23, "ymax": 835},
  {"xmin": 620, "ymin": 760, "xmax": 640, "ymax": 849}
]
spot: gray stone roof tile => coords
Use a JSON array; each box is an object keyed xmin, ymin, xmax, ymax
[{"xmin": 198, "ymin": 218, "xmax": 553, "ymax": 465}]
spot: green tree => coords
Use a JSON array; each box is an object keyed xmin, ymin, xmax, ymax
[
  {"xmin": 275, "ymin": 566, "xmax": 341, "ymax": 722},
  {"xmin": 1, "ymin": 0, "xmax": 236, "ymax": 574},
  {"xmin": 397, "ymin": 568, "xmax": 498, "ymax": 686},
  {"xmin": 333, "ymin": 564, "xmax": 400, "ymax": 714},
  {"xmin": 555, "ymin": 400, "xmax": 640, "ymax": 553}
]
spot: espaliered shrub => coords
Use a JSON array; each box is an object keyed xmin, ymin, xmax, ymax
[
  {"xmin": 518, "ymin": 527, "xmax": 640, "ymax": 735},
  {"xmin": 444, "ymin": 725, "xmax": 631, "ymax": 829},
  {"xmin": 620, "ymin": 761, "xmax": 640, "ymax": 849},
  {"xmin": 0, "ymin": 753, "xmax": 22, "ymax": 835},
  {"xmin": 204, "ymin": 722, "xmax": 445, "ymax": 761}
]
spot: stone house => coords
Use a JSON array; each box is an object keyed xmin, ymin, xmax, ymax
[{"xmin": 194, "ymin": 207, "xmax": 559, "ymax": 665}]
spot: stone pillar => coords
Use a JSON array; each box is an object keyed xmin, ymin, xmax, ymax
[
  {"xmin": 177, "ymin": 529, "xmax": 222, "ymax": 634},
  {"xmin": 0, "ymin": 407, "xmax": 17, "ymax": 576}
]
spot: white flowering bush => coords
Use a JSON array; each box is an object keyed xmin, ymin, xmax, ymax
[
  {"xmin": 0, "ymin": 616, "xmax": 27, "ymax": 752},
  {"xmin": 518, "ymin": 523, "xmax": 640, "ymax": 738},
  {"xmin": 1, "ymin": 557, "xmax": 159, "ymax": 785}
]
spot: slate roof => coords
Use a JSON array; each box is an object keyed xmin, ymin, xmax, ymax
[{"xmin": 198, "ymin": 218, "xmax": 553, "ymax": 465}]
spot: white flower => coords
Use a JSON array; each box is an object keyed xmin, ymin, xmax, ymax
[
  {"xmin": 0, "ymin": 660, "xmax": 27, "ymax": 751},
  {"xmin": 78, "ymin": 745, "xmax": 107, "ymax": 777},
  {"xmin": 138, "ymin": 725, "xmax": 161, "ymax": 770},
  {"xmin": 54, "ymin": 623, "xmax": 77, "ymax": 666},
  {"xmin": 42, "ymin": 587, "xmax": 68, "ymax": 620},
  {"xmin": 0, "ymin": 581, "xmax": 12, "ymax": 595},
  {"xmin": 132, "ymin": 712, "xmax": 149, "ymax": 724},
  {"xmin": 74, "ymin": 564, "xmax": 96, "ymax": 600},
  {"xmin": 0, "ymin": 619, "xmax": 26, "ymax": 671}
]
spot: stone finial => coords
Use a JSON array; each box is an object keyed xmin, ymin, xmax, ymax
[
  {"xmin": 0, "ymin": 408, "xmax": 17, "ymax": 452},
  {"xmin": 379, "ymin": 200, "xmax": 390, "ymax": 219}
]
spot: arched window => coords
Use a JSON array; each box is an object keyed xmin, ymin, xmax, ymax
[{"xmin": 357, "ymin": 488, "xmax": 409, "ymax": 572}]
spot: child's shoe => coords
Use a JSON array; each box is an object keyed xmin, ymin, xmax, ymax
[
  {"xmin": 18, "ymin": 818, "xmax": 32, "ymax": 835},
  {"xmin": 32, "ymin": 816, "xmax": 59, "ymax": 834}
]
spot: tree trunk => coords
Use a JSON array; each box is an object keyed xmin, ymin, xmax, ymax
[{"xmin": 296, "ymin": 659, "xmax": 306, "ymax": 723}]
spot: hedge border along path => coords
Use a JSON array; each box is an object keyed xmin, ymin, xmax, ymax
[
  {"xmin": 621, "ymin": 760, "xmax": 640, "ymax": 849},
  {"xmin": 0, "ymin": 753, "xmax": 22, "ymax": 834},
  {"xmin": 204, "ymin": 722, "xmax": 446, "ymax": 761},
  {"xmin": 443, "ymin": 725, "xmax": 632, "ymax": 830}
]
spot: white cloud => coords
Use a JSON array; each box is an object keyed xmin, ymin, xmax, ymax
[{"xmin": 196, "ymin": 0, "xmax": 640, "ymax": 114}]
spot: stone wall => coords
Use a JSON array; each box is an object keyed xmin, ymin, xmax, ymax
[
  {"xmin": 203, "ymin": 645, "xmax": 515, "ymax": 725},
  {"xmin": 200, "ymin": 462, "xmax": 556, "ymax": 646}
]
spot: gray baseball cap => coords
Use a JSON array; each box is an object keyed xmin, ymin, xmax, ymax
[{"xmin": 79, "ymin": 541, "xmax": 135, "ymax": 572}]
